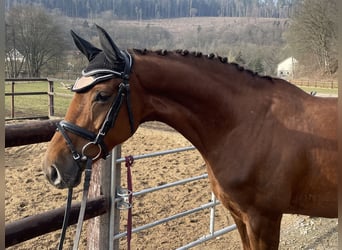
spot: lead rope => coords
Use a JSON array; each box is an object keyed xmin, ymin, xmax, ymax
[
  {"xmin": 58, "ymin": 188, "xmax": 73, "ymax": 250},
  {"xmin": 57, "ymin": 158, "xmax": 92, "ymax": 250},
  {"xmin": 125, "ymin": 155, "xmax": 134, "ymax": 250},
  {"xmin": 73, "ymin": 158, "xmax": 93, "ymax": 250}
]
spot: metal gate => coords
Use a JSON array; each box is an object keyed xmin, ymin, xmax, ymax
[{"xmin": 107, "ymin": 145, "xmax": 236, "ymax": 249}]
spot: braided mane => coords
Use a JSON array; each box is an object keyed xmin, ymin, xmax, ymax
[{"xmin": 131, "ymin": 48, "xmax": 274, "ymax": 81}]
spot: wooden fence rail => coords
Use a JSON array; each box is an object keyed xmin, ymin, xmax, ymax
[
  {"xmin": 5, "ymin": 119, "xmax": 110, "ymax": 248},
  {"xmin": 5, "ymin": 78, "xmax": 55, "ymax": 120},
  {"xmin": 291, "ymin": 79, "xmax": 338, "ymax": 89},
  {"xmin": 5, "ymin": 119, "xmax": 61, "ymax": 147},
  {"xmin": 5, "ymin": 196, "xmax": 108, "ymax": 247}
]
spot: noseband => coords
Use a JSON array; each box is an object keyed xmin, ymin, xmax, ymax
[{"xmin": 56, "ymin": 50, "xmax": 135, "ymax": 250}]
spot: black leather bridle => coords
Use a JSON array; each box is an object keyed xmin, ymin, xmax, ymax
[
  {"xmin": 57, "ymin": 50, "xmax": 134, "ymax": 163},
  {"xmin": 56, "ymin": 50, "xmax": 135, "ymax": 250}
]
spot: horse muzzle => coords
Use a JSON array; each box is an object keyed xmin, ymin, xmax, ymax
[{"xmin": 44, "ymin": 161, "xmax": 83, "ymax": 189}]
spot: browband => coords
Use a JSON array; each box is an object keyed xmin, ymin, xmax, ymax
[
  {"xmin": 72, "ymin": 50, "xmax": 133, "ymax": 93},
  {"xmin": 82, "ymin": 69, "xmax": 121, "ymax": 77}
]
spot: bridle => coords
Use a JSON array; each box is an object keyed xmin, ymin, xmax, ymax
[
  {"xmin": 57, "ymin": 50, "xmax": 134, "ymax": 163},
  {"xmin": 56, "ymin": 50, "xmax": 135, "ymax": 250}
]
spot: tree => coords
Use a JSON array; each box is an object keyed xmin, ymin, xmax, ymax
[
  {"xmin": 5, "ymin": 0, "xmax": 303, "ymax": 19},
  {"xmin": 285, "ymin": 0, "xmax": 337, "ymax": 75},
  {"xmin": 6, "ymin": 5, "xmax": 67, "ymax": 77},
  {"xmin": 234, "ymin": 51, "xmax": 246, "ymax": 66},
  {"xmin": 5, "ymin": 23, "xmax": 26, "ymax": 78},
  {"xmin": 248, "ymin": 57, "xmax": 264, "ymax": 74}
]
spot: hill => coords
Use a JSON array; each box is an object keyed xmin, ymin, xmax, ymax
[
  {"xmin": 5, "ymin": 0, "xmax": 299, "ymax": 19},
  {"xmin": 63, "ymin": 16, "xmax": 290, "ymax": 76}
]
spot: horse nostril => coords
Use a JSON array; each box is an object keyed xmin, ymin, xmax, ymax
[
  {"xmin": 49, "ymin": 165, "xmax": 62, "ymax": 186},
  {"xmin": 50, "ymin": 166, "xmax": 58, "ymax": 181}
]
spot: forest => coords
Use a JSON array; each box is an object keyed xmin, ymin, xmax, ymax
[
  {"xmin": 5, "ymin": 0, "xmax": 337, "ymax": 78},
  {"xmin": 5, "ymin": 0, "xmax": 301, "ymax": 19}
]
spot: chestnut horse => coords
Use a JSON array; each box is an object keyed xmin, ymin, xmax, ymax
[{"xmin": 43, "ymin": 26, "xmax": 337, "ymax": 249}]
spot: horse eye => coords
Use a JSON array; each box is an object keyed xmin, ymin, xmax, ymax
[{"xmin": 95, "ymin": 92, "xmax": 111, "ymax": 103}]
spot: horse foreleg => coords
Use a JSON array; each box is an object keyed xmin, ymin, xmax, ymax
[
  {"xmin": 231, "ymin": 213, "xmax": 252, "ymax": 250},
  {"xmin": 245, "ymin": 211, "xmax": 282, "ymax": 250}
]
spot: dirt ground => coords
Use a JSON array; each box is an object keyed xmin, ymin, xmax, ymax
[{"xmin": 5, "ymin": 122, "xmax": 337, "ymax": 249}]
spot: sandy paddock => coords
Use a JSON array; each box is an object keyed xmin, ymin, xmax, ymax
[{"xmin": 5, "ymin": 122, "xmax": 337, "ymax": 249}]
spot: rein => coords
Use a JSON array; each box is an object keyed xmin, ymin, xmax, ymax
[
  {"xmin": 57, "ymin": 159, "xmax": 92, "ymax": 250},
  {"xmin": 125, "ymin": 155, "xmax": 134, "ymax": 250},
  {"xmin": 56, "ymin": 50, "xmax": 135, "ymax": 249}
]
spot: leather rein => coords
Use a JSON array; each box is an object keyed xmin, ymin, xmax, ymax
[{"xmin": 56, "ymin": 50, "xmax": 134, "ymax": 250}]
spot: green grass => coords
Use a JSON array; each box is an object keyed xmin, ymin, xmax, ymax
[
  {"xmin": 4, "ymin": 80, "xmax": 338, "ymax": 120},
  {"xmin": 298, "ymin": 86, "xmax": 338, "ymax": 95},
  {"xmin": 5, "ymin": 81, "xmax": 73, "ymax": 119}
]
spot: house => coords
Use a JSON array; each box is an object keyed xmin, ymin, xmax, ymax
[
  {"xmin": 6, "ymin": 48, "xmax": 24, "ymax": 62},
  {"xmin": 5, "ymin": 49, "xmax": 27, "ymax": 77},
  {"xmin": 277, "ymin": 57, "xmax": 297, "ymax": 79}
]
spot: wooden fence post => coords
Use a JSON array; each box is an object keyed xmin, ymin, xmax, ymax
[
  {"xmin": 86, "ymin": 146, "xmax": 122, "ymax": 250},
  {"xmin": 87, "ymin": 157, "xmax": 112, "ymax": 249},
  {"xmin": 48, "ymin": 80, "xmax": 54, "ymax": 117},
  {"xmin": 111, "ymin": 146, "xmax": 122, "ymax": 250},
  {"xmin": 11, "ymin": 81, "xmax": 15, "ymax": 118}
]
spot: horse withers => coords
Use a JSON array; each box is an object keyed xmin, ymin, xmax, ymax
[{"xmin": 43, "ymin": 26, "xmax": 337, "ymax": 249}]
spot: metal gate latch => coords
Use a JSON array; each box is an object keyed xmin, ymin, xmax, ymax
[{"xmin": 116, "ymin": 186, "xmax": 132, "ymax": 210}]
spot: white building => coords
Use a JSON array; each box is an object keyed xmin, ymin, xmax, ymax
[
  {"xmin": 277, "ymin": 57, "xmax": 297, "ymax": 79},
  {"xmin": 6, "ymin": 49, "xmax": 25, "ymax": 62},
  {"xmin": 5, "ymin": 49, "xmax": 26, "ymax": 77}
]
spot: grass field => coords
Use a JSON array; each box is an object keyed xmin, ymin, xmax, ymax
[
  {"xmin": 5, "ymin": 80, "xmax": 73, "ymax": 119},
  {"xmin": 298, "ymin": 86, "xmax": 338, "ymax": 95},
  {"xmin": 4, "ymin": 80, "xmax": 338, "ymax": 121}
]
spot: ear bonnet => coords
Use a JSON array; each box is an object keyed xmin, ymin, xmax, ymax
[{"xmin": 71, "ymin": 25, "xmax": 132, "ymax": 92}]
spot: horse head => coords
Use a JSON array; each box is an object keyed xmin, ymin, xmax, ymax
[{"xmin": 43, "ymin": 25, "xmax": 141, "ymax": 188}]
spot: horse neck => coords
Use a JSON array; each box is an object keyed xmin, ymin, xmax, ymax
[{"xmin": 132, "ymin": 52, "xmax": 273, "ymax": 151}]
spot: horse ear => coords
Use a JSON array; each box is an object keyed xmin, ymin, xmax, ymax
[
  {"xmin": 70, "ymin": 30, "xmax": 102, "ymax": 61},
  {"xmin": 95, "ymin": 24, "xmax": 124, "ymax": 64}
]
